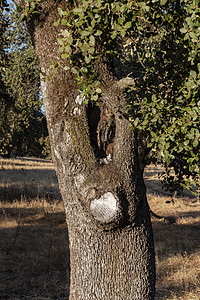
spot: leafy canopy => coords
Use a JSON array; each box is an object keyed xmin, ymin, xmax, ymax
[{"xmin": 22, "ymin": 0, "xmax": 200, "ymax": 194}]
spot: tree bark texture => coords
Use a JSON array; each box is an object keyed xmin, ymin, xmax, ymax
[{"xmin": 14, "ymin": 1, "xmax": 156, "ymax": 298}]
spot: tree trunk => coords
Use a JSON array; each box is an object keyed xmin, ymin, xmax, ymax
[{"xmin": 14, "ymin": 1, "xmax": 156, "ymax": 298}]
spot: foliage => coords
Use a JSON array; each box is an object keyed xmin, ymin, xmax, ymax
[
  {"xmin": 0, "ymin": 2, "xmax": 12, "ymax": 156},
  {"xmin": 39, "ymin": 135, "xmax": 52, "ymax": 160},
  {"xmin": 125, "ymin": 0, "xmax": 200, "ymax": 194},
  {"xmin": 21, "ymin": 0, "xmax": 200, "ymax": 194},
  {"xmin": 0, "ymin": 6, "xmax": 48, "ymax": 157}
]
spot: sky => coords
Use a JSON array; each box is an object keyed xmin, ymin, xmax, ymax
[{"xmin": 7, "ymin": 0, "xmax": 14, "ymax": 8}]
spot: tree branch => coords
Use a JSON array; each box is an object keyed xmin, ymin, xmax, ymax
[{"xmin": 116, "ymin": 76, "xmax": 135, "ymax": 89}]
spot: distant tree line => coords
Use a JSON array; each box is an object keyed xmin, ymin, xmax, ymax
[{"xmin": 0, "ymin": 3, "xmax": 50, "ymax": 158}]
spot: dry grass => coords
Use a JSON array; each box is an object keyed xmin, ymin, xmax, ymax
[
  {"xmin": 149, "ymin": 194, "xmax": 200, "ymax": 299},
  {"xmin": 0, "ymin": 158, "xmax": 200, "ymax": 299},
  {"xmin": 0, "ymin": 157, "xmax": 60, "ymax": 201},
  {"xmin": 0, "ymin": 198, "xmax": 69, "ymax": 300}
]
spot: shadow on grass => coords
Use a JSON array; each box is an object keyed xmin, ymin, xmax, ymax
[
  {"xmin": 145, "ymin": 178, "xmax": 197, "ymax": 199},
  {"xmin": 153, "ymin": 213, "xmax": 200, "ymax": 299},
  {"xmin": 0, "ymin": 207, "xmax": 70, "ymax": 300},
  {"xmin": 153, "ymin": 215, "xmax": 200, "ymax": 257}
]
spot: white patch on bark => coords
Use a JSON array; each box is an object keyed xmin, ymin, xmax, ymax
[
  {"xmin": 74, "ymin": 174, "xmax": 85, "ymax": 190},
  {"xmin": 73, "ymin": 107, "xmax": 81, "ymax": 116},
  {"xmin": 54, "ymin": 148, "xmax": 61, "ymax": 160},
  {"xmin": 75, "ymin": 94, "xmax": 86, "ymax": 105},
  {"xmin": 100, "ymin": 153, "xmax": 112, "ymax": 165},
  {"xmin": 90, "ymin": 192, "xmax": 118, "ymax": 223},
  {"xmin": 40, "ymin": 68, "xmax": 48, "ymax": 98},
  {"xmin": 40, "ymin": 77, "xmax": 47, "ymax": 95}
]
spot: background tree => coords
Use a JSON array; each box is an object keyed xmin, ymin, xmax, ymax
[
  {"xmin": 12, "ymin": 0, "xmax": 200, "ymax": 299},
  {"xmin": 0, "ymin": 1, "xmax": 12, "ymax": 156},
  {"xmin": 0, "ymin": 4, "xmax": 48, "ymax": 157}
]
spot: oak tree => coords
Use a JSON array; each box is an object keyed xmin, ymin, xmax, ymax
[{"xmin": 12, "ymin": 0, "xmax": 200, "ymax": 299}]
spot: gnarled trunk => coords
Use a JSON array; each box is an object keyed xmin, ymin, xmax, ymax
[{"xmin": 13, "ymin": 1, "xmax": 156, "ymax": 298}]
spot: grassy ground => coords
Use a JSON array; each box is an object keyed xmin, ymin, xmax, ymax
[{"xmin": 0, "ymin": 158, "xmax": 199, "ymax": 299}]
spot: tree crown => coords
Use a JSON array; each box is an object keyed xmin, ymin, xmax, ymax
[{"xmin": 16, "ymin": 0, "xmax": 200, "ymax": 195}]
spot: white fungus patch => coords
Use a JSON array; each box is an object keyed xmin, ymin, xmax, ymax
[{"xmin": 90, "ymin": 192, "xmax": 117, "ymax": 222}]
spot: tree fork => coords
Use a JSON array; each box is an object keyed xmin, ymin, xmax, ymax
[{"xmin": 13, "ymin": 1, "xmax": 156, "ymax": 299}]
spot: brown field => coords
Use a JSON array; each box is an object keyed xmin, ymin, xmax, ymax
[{"xmin": 0, "ymin": 158, "xmax": 199, "ymax": 299}]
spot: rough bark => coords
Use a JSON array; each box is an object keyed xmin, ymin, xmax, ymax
[{"xmin": 13, "ymin": 1, "xmax": 156, "ymax": 298}]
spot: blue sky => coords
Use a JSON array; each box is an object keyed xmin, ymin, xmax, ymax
[{"xmin": 7, "ymin": 0, "xmax": 15, "ymax": 7}]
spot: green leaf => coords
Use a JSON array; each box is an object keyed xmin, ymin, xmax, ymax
[
  {"xmin": 152, "ymin": 108, "xmax": 156, "ymax": 114},
  {"xmin": 184, "ymin": 140, "xmax": 190, "ymax": 146},
  {"xmin": 67, "ymin": 36, "xmax": 73, "ymax": 45},
  {"xmin": 61, "ymin": 19, "xmax": 68, "ymax": 26},
  {"xmin": 65, "ymin": 45, "xmax": 72, "ymax": 53},
  {"xmin": 94, "ymin": 30, "xmax": 102, "ymax": 36},
  {"xmin": 89, "ymin": 35, "xmax": 95, "ymax": 46},
  {"xmin": 80, "ymin": 30, "xmax": 90, "ymax": 37},
  {"xmin": 118, "ymin": 17, "xmax": 124, "ymax": 25},
  {"xmin": 96, "ymin": 88, "xmax": 101, "ymax": 93},
  {"xmin": 85, "ymin": 55, "xmax": 92, "ymax": 64},
  {"xmin": 160, "ymin": 0, "xmax": 168, "ymax": 5},
  {"xmin": 54, "ymin": 20, "xmax": 60, "ymax": 27},
  {"xmin": 71, "ymin": 67, "xmax": 78, "ymax": 74},
  {"xmin": 111, "ymin": 31, "xmax": 117, "ymax": 39},
  {"xmin": 57, "ymin": 47, "xmax": 64, "ymax": 53},
  {"xmin": 57, "ymin": 38, "xmax": 65, "ymax": 46},
  {"xmin": 125, "ymin": 22, "xmax": 132, "ymax": 29},
  {"xmin": 134, "ymin": 117, "xmax": 139, "ymax": 127},
  {"xmin": 180, "ymin": 27, "xmax": 187, "ymax": 33},
  {"xmin": 190, "ymin": 70, "xmax": 197, "ymax": 79},
  {"xmin": 193, "ymin": 140, "xmax": 198, "ymax": 147},
  {"xmin": 61, "ymin": 53, "xmax": 69, "ymax": 59},
  {"xmin": 73, "ymin": 7, "xmax": 83, "ymax": 14},
  {"xmin": 61, "ymin": 29, "xmax": 70, "ymax": 37},
  {"xmin": 58, "ymin": 7, "xmax": 64, "ymax": 17},
  {"xmin": 96, "ymin": 0, "xmax": 102, "ymax": 8},
  {"xmin": 91, "ymin": 94, "xmax": 99, "ymax": 101},
  {"xmin": 30, "ymin": 2, "xmax": 36, "ymax": 9},
  {"xmin": 91, "ymin": 19, "xmax": 96, "ymax": 27},
  {"xmin": 81, "ymin": 67, "xmax": 88, "ymax": 73}
]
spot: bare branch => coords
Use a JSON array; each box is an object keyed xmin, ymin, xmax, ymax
[{"xmin": 116, "ymin": 76, "xmax": 136, "ymax": 89}]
